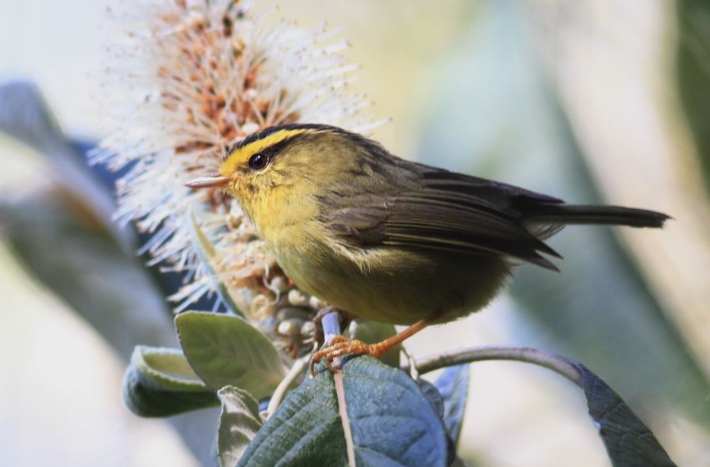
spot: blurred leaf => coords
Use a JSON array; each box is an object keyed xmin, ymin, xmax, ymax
[
  {"xmin": 676, "ymin": 0, "xmax": 710, "ymax": 196},
  {"xmin": 417, "ymin": 345, "xmax": 677, "ymax": 466},
  {"xmin": 217, "ymin": 386, "xmax": 264, "ymax": 467},
  {"xmin": 0, "ymin": 81, "xmax": 60, "ymax": 151},
  {"xmin": 72, "ymin": 137, "xmax": 224, "ymax": 313},
  {"xmin": 0, "ymin": 187, "xmax": 176, "ymax": 357},
  {"xmin": 417, "ymin": 0, "xmax": 710, "ymax": 427},
  {"xmin": 415, "ymin": 377, "xmax": 456, "ymax": 466},
  {"xmin": 0, "ymin": 84, "xmax": 217, "ymax": 324},
  {"xmin": 350, "ymin": 320, "xmax": 400, "ymax": 367},
  {"xmin": 416, "ymin": 378, "xmax": 445, "ymax": 421},
  {"xmin": 449, "ymin": 458, "xmax": 473, "ymax": 467},
  {"xmin": 0, "ymin": 81, "xmax": 222, "ymax": 465},
  {"xmin": 434, "ymin": 365, "xmax": 470, "ymax": 445},
  {"xmin": 176, "ymin": 311, "xmax": 286, "ymax": 399},
  {"xmin": 0, "ymin": 81, "xmax": 131, "ymax": 246},
  {"xmin": 576, "ymin": 363, "xmax": 677, "ymax": 467},
  {"xmin": 188, "ymin": 209, "xmax": 245, "ymax": 317},
  {"xmin": 238, "ymin": 357, "xmax": 449, "ymax": 467},
  {"xmin": 0, "ymin": 81, "xmax": 174, "ymax": 357},
  {"xmin": 123, "ymin": 346, "xmax": 219, "ymax": 417}
]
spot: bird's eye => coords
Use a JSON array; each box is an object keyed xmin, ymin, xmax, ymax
[{"xmin": 248, "ymin": 153, "xmax": 269, "ymax": 171}]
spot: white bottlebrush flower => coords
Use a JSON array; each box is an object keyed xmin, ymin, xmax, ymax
[{"xmin": 94, "ymin": 0, "xmax": 380, "ymax": 359}]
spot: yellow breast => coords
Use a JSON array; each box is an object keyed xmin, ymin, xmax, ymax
[{"xmin": 268, "ymin": 221, "xmax": 510, "ymax": 325}]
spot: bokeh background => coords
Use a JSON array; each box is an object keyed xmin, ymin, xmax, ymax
[{"xmin": 1, "ymin": 1, "xmax": 709, "ymax": 466}]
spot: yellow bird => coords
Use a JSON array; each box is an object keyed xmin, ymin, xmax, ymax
[{"xmin": 187, "ymin": 124, "xmax": 668, "ymax": 369}]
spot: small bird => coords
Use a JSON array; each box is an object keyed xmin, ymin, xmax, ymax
[{"xmin": 187, "ymin": 123, "xmax": 669, "ymax": 370}]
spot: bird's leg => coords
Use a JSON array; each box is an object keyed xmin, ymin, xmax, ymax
[
  {"xmin": 311, "ymin": 306, "xmax": 356, "ymax": 350},
  {"xmin": 309, "ymin": 306, "xmax": 447, "ymax": 376}
]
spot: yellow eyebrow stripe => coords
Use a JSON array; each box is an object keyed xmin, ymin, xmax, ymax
[{"xmin": 221, "ymin": 128, "xmax": 316, "ymax": 174}]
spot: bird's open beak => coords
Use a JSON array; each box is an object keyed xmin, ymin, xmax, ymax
[{"xmin": 185, "ymin": 172, "xmax": 230, "ymax": 189}]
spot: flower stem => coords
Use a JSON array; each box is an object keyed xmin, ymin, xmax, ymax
[
  {"xmin": 266, "ymin": 356, "xmax": 309, "ymax": 417},
  {"xmin": 409, "ymin": 345, "xmax": 584, "ymax": 388},
  {"xmin": 334, "ymin": 371, "xmax": 356, "ymax": 467}
]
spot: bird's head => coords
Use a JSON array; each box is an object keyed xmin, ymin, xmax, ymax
[{"xmin": 186, "ymin": 123, "xmax": 365, "ymax": 231}]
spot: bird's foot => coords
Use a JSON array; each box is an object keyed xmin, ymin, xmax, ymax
[{"xmin": 309, "ymin": 335, "xmax": 387, "ymax": 377}]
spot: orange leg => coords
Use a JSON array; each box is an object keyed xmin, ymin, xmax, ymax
[{"xmin": 309, "ymin": 306, "xmax": 447, "ymax": 376}]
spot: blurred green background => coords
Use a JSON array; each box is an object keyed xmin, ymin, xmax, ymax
[{"xmin": 1, "ymin": 1, "xmax": 709, "ymax": 466}]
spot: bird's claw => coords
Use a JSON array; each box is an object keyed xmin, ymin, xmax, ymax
[{"xmin": 308, "ymin": 335, "xmax": 383, "ymax": 377}]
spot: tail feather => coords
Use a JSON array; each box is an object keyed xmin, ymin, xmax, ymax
[{"xmin": 525, "ymin": 204, "xmax": 670, "ymax": 229}]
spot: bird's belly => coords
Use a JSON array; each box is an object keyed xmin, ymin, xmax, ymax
[{"xmin": 274, "ymin": 239, "xmax": 510, "ymax": 325}]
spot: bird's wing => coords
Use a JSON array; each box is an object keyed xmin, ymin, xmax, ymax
[{"xmin": 321, "ymin": 168, "xmax": 564, "ymax": 270}]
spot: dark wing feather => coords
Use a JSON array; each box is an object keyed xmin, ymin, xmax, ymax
[
  {"xmin": 321, "ymin": 167, "xmax": 563, "ymax": 270},
  {"xmin": 418, "ymin": 169, "xmax": 563, "ymax": 215}
]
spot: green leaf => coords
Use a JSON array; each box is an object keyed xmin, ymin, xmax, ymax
[
  {"xmin": 176, "ymin": 311, "xmax": 286, "ymax": 399},
  {"xmin": 188, "ymin": 209, "xmax": 245, "ymax": 317},
  {"xmin": 237, "ymin": 362, "xmax": 348, "ymax": 467},
  {"xmin": 413, "ymin": 378, "xmax": 456, "ymax": 466},
  {"xmin": 238, "ymin": 357, "xmax": 450, "ymax": 467},
  {"xmin": 122, "ymin": 346, "xmax": 219, "ymax": 417},
  {"xmin": 342, "ymin": 358, "xmax": 449, "ymax": 467},
  {"xmin": 217, "ymin": 386, "xmax": 264, "ymax": 467},
  {"xmin": 576, "ymin": 363, "xmax": 677, "ymax": 467},
  {"xmin": 434, "ymin": 365, "xmax": 470, "ymax": 445}
]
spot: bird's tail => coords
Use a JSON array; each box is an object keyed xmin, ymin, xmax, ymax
[{"xmin": 525, "ymin": 204, "xmax": 670, "ymax": 228}]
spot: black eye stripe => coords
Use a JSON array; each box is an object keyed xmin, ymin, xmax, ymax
[
  {"xmin": 231, "ymin": 123, "xmax": 340, "ymax": 152},
  {"xmin": 223, "ymin": 130, "xmax": 313, "ymax": 164}
]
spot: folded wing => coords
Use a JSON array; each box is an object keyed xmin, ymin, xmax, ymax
[{"xmin": 321, "ymin": 167, "xmax": 565, "ymax": 270}]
